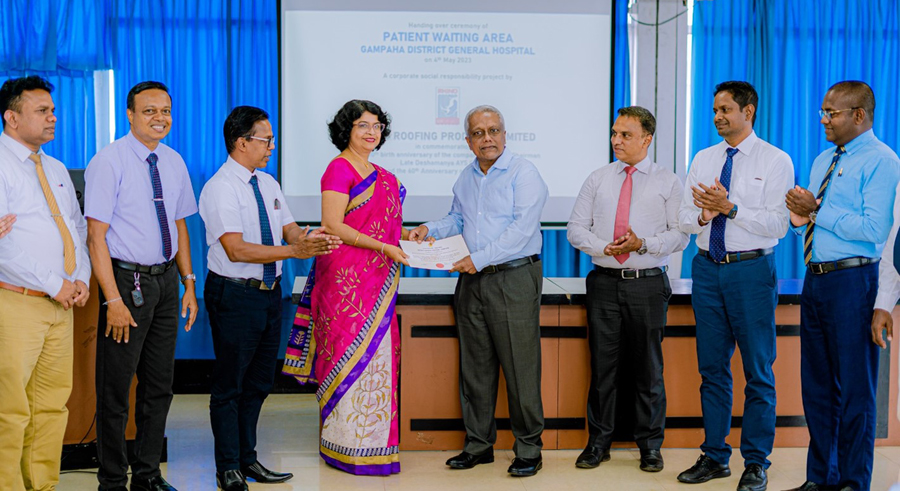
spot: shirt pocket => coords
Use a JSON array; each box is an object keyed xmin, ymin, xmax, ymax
[{"xmin": 733, "ymin": 175, "xmax": 766, "ymax": 209}]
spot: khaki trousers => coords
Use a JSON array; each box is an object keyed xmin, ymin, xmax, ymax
[{"xmin": 0, "ymin": 288, "xmax": 73, "ymax": 491}]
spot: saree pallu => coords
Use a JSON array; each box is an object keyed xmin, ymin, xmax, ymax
[{"xmin": 283, "ymin": 163, "xmax": 404, "ymax": 475}]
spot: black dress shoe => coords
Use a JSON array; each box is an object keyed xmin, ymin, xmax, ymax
[
  {"xmin": 241, "ymin": 460, "xmax": 293, "ymax": 483},
  {"xmin": 677, "ymin": 454, "xmax": 731, "ymax": 483},
  {"xmin": 639, "ymin": 449, "xmax": 664, "ymax": 472},
  {"xmin": 738, "ymin": 464, "xmax": 768, "ymax": 491},
  {"xmin": 508, "ymin": 455, "xmax": 542, "ymax": 477},
  {"xmin": 783, "ymin": 482, "xmax": 827, "ymax": 491},
  {"xmin": 575, "ymin": 445, "xmax": 610, "ymax": 468},
  {"xmin": 130, "ymin": 476, "xmax": 177, "ymax": 491},
  {"xmin": 216, "ymin": 470, "xmax": 248, "ymax": 491},
  {"xmin": 445, "ymin": 450, "xmax": 494, "ymax": 469}
]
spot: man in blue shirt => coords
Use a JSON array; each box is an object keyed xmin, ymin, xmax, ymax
[
  {"xmin": 785, "ymin": 81, "xmax": 900, "ymax": 491},
  {"xmin": 410, "ymin": 105, "xmax": 548, "ymax": 477}
]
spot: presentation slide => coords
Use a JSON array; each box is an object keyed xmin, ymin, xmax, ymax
[{"xmin": 280, "ymin": 1, "xmax": 612, "ymax": 223}]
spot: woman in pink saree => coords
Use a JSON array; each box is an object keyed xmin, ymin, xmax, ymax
[{"xmin": 283, "ymin": 100, "xmax": 409, "ymax": 475}]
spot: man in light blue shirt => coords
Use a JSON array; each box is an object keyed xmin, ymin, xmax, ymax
[
  {"xmin": 410, "ymin": 105, "xmax": 548, "ymax": 477},
  {"xmin": 785, "ymin": 81, "xmax": 900, "ymax": 491}
]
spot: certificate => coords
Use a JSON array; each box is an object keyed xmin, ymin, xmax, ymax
[{"xmin": 399, "ymin": 235, "xmax": 470, "ymax": 270}]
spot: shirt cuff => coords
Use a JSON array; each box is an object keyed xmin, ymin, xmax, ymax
[
  {"xmin": 875, "ymin": 291, "xmax": 899, "ymax": 312},
  {"xmin": 42, "ymin": 275, "xmax": 64, "ymax": 299},
  {"xmin": 645, "ymin": 236, "xmax": 662, "ymax": 256},
  {"xmin": 421, "ymin": 221, "xmax": 444, "ymax": 240},
  {"xmin": 813, "ymin": 206, "xmax": 839, "ymax": 232},
  {"xmin": 469, "ymin": 250, "xmax": 487, "ymax": 272}
]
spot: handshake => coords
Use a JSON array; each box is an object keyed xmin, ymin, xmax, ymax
[{"xmin": 288, "ymin": 226, "xmax": 342, "ymax": 259}]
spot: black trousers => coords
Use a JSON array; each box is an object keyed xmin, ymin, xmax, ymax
[
  {"xmin": 585, "ymin": 269, "xmax": 671, "ymax": 450},
  {"xmin": 205, "ymin": 272, "xmax": 282, "ymax": 473},
  {"xmin": 96, "ymin": 265, "xmax": 179, "ymax": 489},
  {"xmin": 453, "ymin": 261, "xmax": 544, "ymax": 459}
]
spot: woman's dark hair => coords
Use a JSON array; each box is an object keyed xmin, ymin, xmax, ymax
[
  {"xmin": 224, "ymin": 106, "xmax": 270, "ymax": 154},
  {"xmin": 328, "ymin": 99, "xmax": 391, "ymax": 151}
]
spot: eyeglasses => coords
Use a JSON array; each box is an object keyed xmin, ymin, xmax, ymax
[
  {"xmin": 246, "ymin": 135, "xmax": 275, "ymax": 146},
  {"xmin": 353, "ymin": 122, "xmax": 386, "ymax": 133},
  {"xmin": 818, "ymin": 107, "xmax": 859, "ymax": 121},
  {"xmin": 469, "ymin": 127, "xmax": 503, "ymax": 140}
]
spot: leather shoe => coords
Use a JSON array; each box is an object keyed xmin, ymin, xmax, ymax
[
  {"xmin": 508, "ymin": 455, "xmax": 542, "ymax": 477},
  {"xmin": 783, "ymin": 482, "xmax": 825, "ymax": 491},
  {"xmin": 130, "ymin": 476, "xmax": 177, "ymax": 491},
  {"xmin": 215, "ymin": 470, "xmax": 248, "ymax": 491},
  {"xmin": 241, "ymin": 460, "xmax": 293, "ymax": 483},
  {"xmin": 639, "ymin": 449, "xmax": 664, "ymax": 472},
  {"xmin": 575, "ymin": 445, "xmax": 610, "ymax": 468},
  {"xmin": 677, "ymin": 454, "xmax": 731, "ymax": 483},
  {"xmin": 446, "ymin": 450, "xmax": 494, "ymax": 469},
  {"xmin": 738, "ymin": 463, "xmax": 767, "ymax": 491}
]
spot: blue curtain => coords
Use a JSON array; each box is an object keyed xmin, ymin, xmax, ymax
[
  {"xmin": 0, "ymin": 0, "xmax": 111, "ymax": 169},
  {"xmin": 403, "ymin": 0, "xmax": 632, "ymax": 279},
  {"xmin": 683, "ymin": 0, "xmax": 900, "ymax": 279}
]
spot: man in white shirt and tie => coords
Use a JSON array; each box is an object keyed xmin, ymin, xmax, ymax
[
  {"xmin": 676, "ymin": 81, "xmax": 794, "ymax": 491},
  {"xmin": 567, "ymin": 106, "xmax": 687, "ymax": 473},
  {"xmin": 0, "ymin": 75, "xmax": 91, "ymax": 491},
  {"xmin": 199, "ymin": 106, "xmax": 339, "ymax": 491}
]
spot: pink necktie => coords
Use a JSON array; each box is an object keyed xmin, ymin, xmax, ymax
[{"xmin": 613, "ymin": 166, "xmax": 637, "ymax": 264}]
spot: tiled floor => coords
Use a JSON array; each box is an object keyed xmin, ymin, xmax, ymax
[{"xmin": 60, "ymin": 394, "xmax": 900, "ymax": 490}]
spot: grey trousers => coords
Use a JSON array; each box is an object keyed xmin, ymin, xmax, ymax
[{"xmin": 453, "ymin": 261, "xmax": 544, "ymax": 458}]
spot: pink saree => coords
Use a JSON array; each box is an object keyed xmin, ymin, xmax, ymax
[{"xmin": 283, "ymin": 158, "xmax": 404, "ymax": 475}]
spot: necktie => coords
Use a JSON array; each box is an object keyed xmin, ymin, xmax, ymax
[
  {"xmin": 708, "ymin": 147, "xmax": 740, "ymax": 262},
  {"xmin": 30, "ymin": 153, "xmax": 76, "ymax": 275},
  {"xmin": 250, "ymin": 175, "xmax": 277, "ymax": 288},
  {"xmin": 146, "ymin": 153, "xmax": 172, "ymax": 260},
  {"xmin": 804, "ymin": 146, "xmax": 846, "ymax": 265},
  {"xmin": 613, "ymin": 165, "xmax": 638, "ymax": 264}
]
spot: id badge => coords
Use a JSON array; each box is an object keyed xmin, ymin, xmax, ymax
[{"xmin": 131, "ymin": 272, "xmax": 145, "ymax": 307}]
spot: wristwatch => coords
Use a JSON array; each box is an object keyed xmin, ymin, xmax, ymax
[
  {"xmin": 181, "ymin": 273, "xmax": 197, "ymax": 284},
  {"xmin": 727, "ymin": 204, "xmax": 739, "ymax": 219},
  {"xmin": 809, "ymin": 210, "xmax": 818, "ymax": 224},
  {"xmin": 637, "ymin": 238, "xmax": 648, "ymax": 255}
]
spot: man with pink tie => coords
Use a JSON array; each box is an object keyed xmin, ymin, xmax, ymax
[{"xmin": 567, "ymin": 106, "xmax": 687, "ymax": 473}]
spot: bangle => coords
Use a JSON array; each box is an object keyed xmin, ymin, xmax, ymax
[
  {"xmin": 381, "ymin": 242, "xmax": 386, "ymax": 254},
  {"xmin": 103, "ymin": 297, "xmax": 122, "ymax": 306},
  {"xmin": 353, "ymin": 232, "xmax": 361, "ymax": 246}
]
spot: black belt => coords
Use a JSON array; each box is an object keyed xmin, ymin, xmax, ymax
[
  {"xmin": 112, "ymin": 258, "xmax": 176, "ymax": 275},
  {"xmin": 210, "ymin": 271, "xmax": 281, "ymax": 290},
  {"xmin": 698, "ymin": 248, "xmax": 774, "ymax": 264},
  {"xmin": 807, "ymin": 256, "xmax": 878, "ymax": 275},
  {"xmin": 480, "ymin": 255, "xmax": 540, "ymax": 274},
  {"xmin": 594, "ymin": 265, "xmax": 667, "ymax": 279}
]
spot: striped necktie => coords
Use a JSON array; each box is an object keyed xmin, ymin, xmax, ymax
[
  {"xmin": 804, "ymin": 146, "xmax": 846, "ymax": 265},
  {"xmin": 250, "ymin": 175, "xmax": 277, "ymax": 288},
  {"xmin": 29, "ymin": 153, "xmax": 76, "ymax": 275},
  {"xmin": 708, "ymin": 147, "xmax": 739, "ymax": 262},
  {"xmin": 146, "ymin": 153, "xmax": 173, "ymax": 260}
]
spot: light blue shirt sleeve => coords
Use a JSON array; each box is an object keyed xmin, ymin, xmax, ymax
[
  {"xmin": 815, "ymin": 156, "xmax": 899, "ymax": 244},
  {"xmin": 423, "ymin": 193, "xmax": 464, "ymax": 240}
]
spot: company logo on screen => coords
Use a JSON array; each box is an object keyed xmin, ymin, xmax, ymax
[{"xmin": 436, "ymin": 88, "xmax": 459, "ymax": 125}]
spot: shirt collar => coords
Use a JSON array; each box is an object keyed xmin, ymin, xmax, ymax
[
  {"xmin": 225, "ymin": 155, "xmax": 256, "ymax": 183},
  {"xmin": 125, "ymin": 131, "xmax": 155, "ymax": 163},
  {"xmin": 0, "ymin": 132, "xmax": 43, "ymax": 163},
  {"xmin": 616, "ymin": 155, "xmax": 652, "ymax": 175},
  {"xmin": 721, "ymin": 130, "xmax": 759, "ymax": 157},
  {"xmin": 841, "ymin": 128, "xmax": 875, "ymax": 155},
  {"xmin": 470, "ymin": 148, "xmax": 512, "ymax": 175}
]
